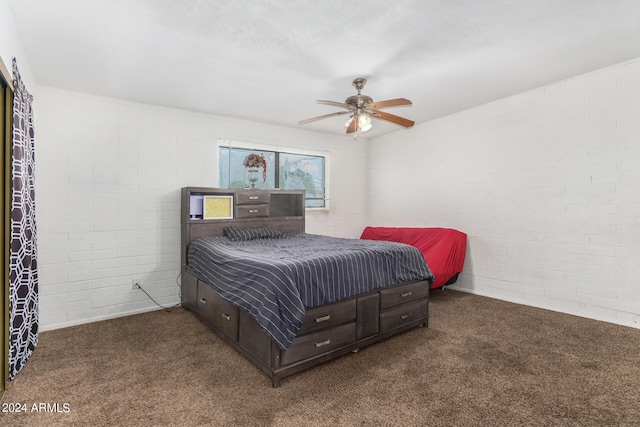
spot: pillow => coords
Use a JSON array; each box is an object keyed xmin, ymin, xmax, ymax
[{"xmin": 223, "ymin": 226, "xmax": 281, "ymax": 241}]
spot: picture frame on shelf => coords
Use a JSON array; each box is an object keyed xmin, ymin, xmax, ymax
[{"xmin": 203, "ymin": 195, "xmax": 234, "ymax": 220}]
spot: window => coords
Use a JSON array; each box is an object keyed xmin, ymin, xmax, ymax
[{"xmin": 218, "ymin": 143, "xmax": 327, "ymax": 208}]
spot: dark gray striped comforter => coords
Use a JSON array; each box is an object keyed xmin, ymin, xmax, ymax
[{"xmin": 187, "ymin": 233, "xmax": 434, "ymax": 350}]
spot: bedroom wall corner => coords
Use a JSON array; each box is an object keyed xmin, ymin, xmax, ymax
[
  {"xmin": 367, "ymin": 57, "xmax": 640, "ymax": 329},
  {"xmin": 0, "ymin": 0, "xmax": 37, "ymax": 94}
]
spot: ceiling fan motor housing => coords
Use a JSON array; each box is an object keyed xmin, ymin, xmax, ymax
[
  {"xmin": 345, "ymin": 94, "xmax": 373, "ymax": 109},
  {"xmin": 347, "ymin": 78, "xmax": 372, "ymax": 110}
]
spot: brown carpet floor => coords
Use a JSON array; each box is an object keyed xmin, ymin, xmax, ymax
[{"xmin": 2, "ymin": 290, "xmax": 639, "ymax": 427}]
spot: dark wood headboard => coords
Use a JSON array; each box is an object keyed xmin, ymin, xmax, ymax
[{"xmin": 180, "ymin": 187, "xmax": 305, "ymax": 269}]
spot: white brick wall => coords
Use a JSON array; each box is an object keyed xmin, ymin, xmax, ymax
[
  {"xmin": 35, "ymin": 88, "xmax": 369, "ymax": 330},
  {"xmin": 368, "ymin": 58, "xmax": 640, "ymax": 329},
  {"xmin": 27, "ymin": 59, "xmax": 640, "ymax": 331}
]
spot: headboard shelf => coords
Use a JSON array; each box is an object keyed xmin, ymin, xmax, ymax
[{"xmin": 181, "ymin": 187, "xmax": 306, "ymax": 288}]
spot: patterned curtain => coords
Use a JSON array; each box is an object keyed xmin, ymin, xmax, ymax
[{"xmin": 8, "ymin": 58, "xmax": 38, "ymax": 381}]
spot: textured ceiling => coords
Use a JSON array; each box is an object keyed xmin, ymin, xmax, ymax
[{"xmin": 9, "ymin": 0, "xmax": 640, "ymax": 137}]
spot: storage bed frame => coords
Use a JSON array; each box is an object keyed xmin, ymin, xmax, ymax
[{"xmin": 181, "ymin": 187, "xmax": 430, "ymax": 387}]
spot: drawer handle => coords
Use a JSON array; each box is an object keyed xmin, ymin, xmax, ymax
[
  {"xmin": 401, "ymin": 291, "xmax": 413, "ymax": 298},
  {"xmin": 248, "ymin": 209, "xmax": 259, "ymax": 213},
  {"xmin": 249, "ymin": 196, "xmax": 259, "ymax": 200},
  {"xmin": 401, "ymin": 312, "xmax": 412, "ymax": 320},
  {"xmin": 315, "ymin": 339, "xmax": 331, "ymax": 348},
  {"xmin": 199, "ymin": 298, "xmax": 207, "ymax": 304},
  {"xmin": 315, "ymin": 314, "xmax": 331, "ymax": 323},
  {"xmin": 221, "ymin": 313, "xmax": 231, "ymax": 321}
]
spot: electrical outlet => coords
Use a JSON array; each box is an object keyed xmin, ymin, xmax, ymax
[{"xmin": 132, "ymin": 279, "xmax": 141, "ymax": 290}]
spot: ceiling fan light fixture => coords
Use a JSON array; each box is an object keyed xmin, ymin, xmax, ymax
[{"xmin": 358, "ymin": 112, "xmax": 373, "ymax": 133}]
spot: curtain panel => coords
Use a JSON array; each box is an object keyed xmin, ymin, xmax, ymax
[{"xmin": 8, "ymin": 58, "xmax": 38, "ymax": 381}]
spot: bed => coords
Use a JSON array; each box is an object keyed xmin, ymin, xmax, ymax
[
  {"xmin": 181, "ymin": 187, "xmax": 434, "ymax": 387},
  {"xmin": 360, "ymin": 227, "xmax": 467, "ymax": 289}
]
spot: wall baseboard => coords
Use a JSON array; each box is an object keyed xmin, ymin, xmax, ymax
[{"xmin": 39, "ymin": 305, "xmax": 174, "ymax": 333}]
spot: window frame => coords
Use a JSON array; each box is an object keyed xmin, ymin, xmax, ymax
[{"xmin": 216, "ymin": 138, "xmax": 330, "ymax": 209}]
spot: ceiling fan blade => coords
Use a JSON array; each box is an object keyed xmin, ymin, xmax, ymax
[
  {"xmin": 365, "ymin": 98, "xmax": 412, "ymax": 109},
  {"xmin": 317, "ymin": 100, "xmax": 354, "ymax": 109},
  {"xmin": 370, "ymin": 110, "xmax": 415, "ymax": 128},
  {"xmin": 345, "ymin": 116, "xmax": 358, "ymax": 133},
  {"xmin": 298, "ymin": 110, "xmax": 351, "ymax": 125}
]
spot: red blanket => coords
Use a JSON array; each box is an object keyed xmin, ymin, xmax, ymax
[{"xmin": 360, "ymin": 227, "xmax": 467, "ymax": 289}]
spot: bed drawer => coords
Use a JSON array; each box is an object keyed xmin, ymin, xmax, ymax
[
  {"xmin": 298, "ymin": 299, "xmax": 356, "ymax": 335},
  {"xmin": 379, "ymin": 281, "xmax": 430, "ymax": 310},
  {"xmin": 235, "ymin": 204, "xmax": 270, "ymax": 218},
  {"xmin": 380, "ymin": 299, "xmax": 428, "ymax": 334},
  {"xmin": 281, "ymin": 322, "xmax": 356, "ymax": 366},
  {"xmin": 197, "ymin": 283, "xmax": 238, "ymax": 341},
  {"xmin": 236, "ymin": 191, "xmax": 271, "ymax": 205}
]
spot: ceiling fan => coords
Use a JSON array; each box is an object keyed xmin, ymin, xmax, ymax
[{"xmin": 298, "ymin": 78, "xmax": 415, "ymax": 135}]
